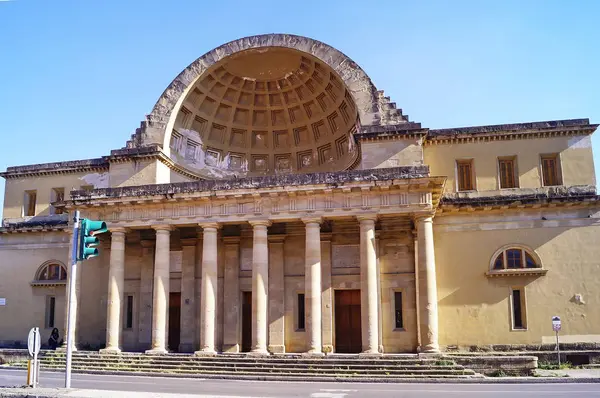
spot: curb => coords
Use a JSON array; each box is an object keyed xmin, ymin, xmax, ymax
[{"xmin": 4, "ymin": 367, "xmax": 600, "ymax": 384}]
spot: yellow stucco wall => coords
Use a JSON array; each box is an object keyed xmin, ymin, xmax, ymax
[
  {"xmin": 0, "ymin": 232, "xmax": 69, "ymax": 345},
  {"xmin": 424, "ymin": 135, "xmax": 596, "ymax": 192},
  {"xmin": 2, "ymin": 171, "xmax": 108, "ymax": 219},
  {"xmin": 435, "ymin": 211, "xmax": 600, "ymax": 347}
]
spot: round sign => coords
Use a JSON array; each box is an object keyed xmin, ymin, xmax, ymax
[{"xmin": 27, "ymin": 327, "xmax": 41, "ymax": 357}]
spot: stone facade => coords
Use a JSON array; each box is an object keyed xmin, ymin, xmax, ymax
[{"xmin": 1, "ymin": 34, "xmax": 599, "ymax": 354}]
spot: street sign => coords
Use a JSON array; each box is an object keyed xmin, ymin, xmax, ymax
[
  {"xmin": 27, "ymin": 327, "xmax": 41, "ymax": 357},
  {"xmin": 27, "ymin": 327, "xmax": 41, "ymax": 388},
  {"xmin": 552, "ymin": 316, "xmax": 561, "ymax": 332}
]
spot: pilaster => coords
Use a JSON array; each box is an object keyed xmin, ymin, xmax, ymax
[
  {"xmin": 223, "ymin": 236, "xmax": 241, "ymax": 353},
  {"xmin": 268, "ymin": 234, "xmax": 286, "ymax": 354},
  {"xmin": 179, "ymin": 237, "xmax": 197, "ymax": 353},
  {"xmin": 320, "ymin": 232, "xmax": 333, "ymax": 354}
]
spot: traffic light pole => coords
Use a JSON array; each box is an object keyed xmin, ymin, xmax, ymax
[{"xmin": 65, "ymin": 210, "xmax": 80, "ymax": 389}]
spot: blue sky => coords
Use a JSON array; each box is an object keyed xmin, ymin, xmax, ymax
[{"xmin": 0, "ymin": 0, "xmax": 599, "ymax": 216}]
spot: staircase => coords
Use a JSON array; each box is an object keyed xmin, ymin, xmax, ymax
[{"xmin": 11, "ymin": 351, "xmax": 482, "ymax": 382}]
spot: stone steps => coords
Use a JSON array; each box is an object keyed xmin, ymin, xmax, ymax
[
  {"xmin": 9, "ymin": 351, "xmax": 481, "ymax": 380},
  {"xmin": 35, "ymin": 363, "xmax": 475, "ymax": 376}
]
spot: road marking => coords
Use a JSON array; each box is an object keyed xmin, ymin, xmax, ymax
[{"xmin": 311, "ymin": 393, "xmax": 347, "ymax": 398}]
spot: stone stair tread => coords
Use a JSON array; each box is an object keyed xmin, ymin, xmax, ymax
[
  {"xmin": 36, "ymin": 363, "xmax": 472, "ymax": 374},
  {"xmin": 34, "ymin": 365, "xmax": 474, "ymax": 378}
]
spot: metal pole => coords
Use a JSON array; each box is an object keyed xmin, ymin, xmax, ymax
[
  {"xmin": 32, "ymin": 328, "xmax": 38, "ymax": 388},
  {"xmin": 65, "ymin": 210, "xmax": 80, "ymax": 389},
  {"xmin": 556, "ymin": 330, "xmax": 561, "ymax": 367}
]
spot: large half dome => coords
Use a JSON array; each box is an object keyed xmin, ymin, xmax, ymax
[{"xmin": 168, "ymin": 47, "xmax": 360, "ymax": 178}]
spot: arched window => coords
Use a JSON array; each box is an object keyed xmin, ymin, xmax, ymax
[
  {"xmin": 34, "ymin": 261, "xmax": 67, "ymax": 282},
  {"xmin": 488, "ymin": 246, "xmax": 546, "ymax": 277}
]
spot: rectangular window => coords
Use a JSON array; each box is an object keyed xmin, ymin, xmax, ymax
[
  {"xmin": 541, "ymin": 154, "xmax": 562, "ymax": 186},
  {"xmin": 498, "ymin": 157, "xmax": 518, "ymax": 188},
  {"xmin": 50, "ymin": 188, "xmax": 65, "ymax": 215},
  {"xmin": 394, "ymin": 291, "xmax": 404, "ymax": 329},
  {"xmin": 297, "ymin": 293, "xmax": 305, "ymax": 331},
  {"xmin": 125, "ymin": 295, "xmax": 134, "ymax": 329},
  {"xmin": 46, "ymin": 296, "xmax": 56, "ymax": 328},
  {"xmin": 456, "ymin": 160, "xmax": 475, "ymax": 191},
  {"xmin": 511, "ymin": 288, "xmax": 526, "ymax": 329},
  {"xmin": 23, "ymin": 190, "xmax": 37, "ymax": 217}
]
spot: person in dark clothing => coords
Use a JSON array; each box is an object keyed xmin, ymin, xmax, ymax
[{"xmin": 48, "ymin": 328, "xmax": 60, "ymax": 349}]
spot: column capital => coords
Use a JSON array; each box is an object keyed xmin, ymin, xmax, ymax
[
  {"xmin": 199, "ymin": 222, "xmax": 221, "ymax": 230},
  {"xmin": 223, "ymin": 236, "xmax": 241, "ymax": 244},
  {"xmin": 357, "ymin": 214, "xmax": 378, "ymax": 223},
  {"xmin": 249, "ymin": 219, "xmax": 271, "ymax": 228},
  {"xmin": 180, "ymin": 238, "xmax": 197, "ymax": 247},
  {"xmin": 110, "ymin": 227, "xmax": 128, "ymax": 235},
  {"xmin": 268, "ymin": 234, "xmax": 286, "ymax": 244},
  {"xmin": 152, "ymin": 224, "xmax": 173, "ymax": 232},
  {"xmin": 413, "ymin": 212, "xmax": 436, "ymax": 223},
  {"xmin": 301, "ymin": 217, "xmax": 322, "ymax": 225}
]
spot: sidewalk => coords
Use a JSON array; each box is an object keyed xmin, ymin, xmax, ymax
[{"xmin": 2, "ymin": 388, "xmax": 256, "ymax": 398}]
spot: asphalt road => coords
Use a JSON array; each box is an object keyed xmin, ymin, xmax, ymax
[{"xmin": 1, "ymin": 368, "xmax": 600, "ymax": 397}]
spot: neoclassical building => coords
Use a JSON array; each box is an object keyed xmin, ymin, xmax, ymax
[{"xmin": 1, "ymin": 34, "xmax": 599, "ymax": 355}]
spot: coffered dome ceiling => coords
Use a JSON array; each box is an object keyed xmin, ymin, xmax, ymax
[{"xmin": 168, "ymin": 47, "xmax": 359, "ymax": 178}]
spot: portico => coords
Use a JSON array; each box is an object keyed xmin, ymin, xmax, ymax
[{"xmin": 65, "ymin": 167, "xmax": 444, "ymax": 355}]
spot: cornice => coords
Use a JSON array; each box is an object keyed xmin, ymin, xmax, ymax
[
  {"xmin": 439, "ymin": 185, "xmax": 600, "ymax": 213},
  {"xmin": 425, "ymin": 119, "xmax": 597, "ymax": 146},
  {"xmin": 0, "ymin": 158, "xmax": 109, "ymax": 179}
]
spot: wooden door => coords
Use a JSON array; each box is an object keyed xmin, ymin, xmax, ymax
[
  {"xmin": 334, "ymin": 290, "xmax": 362, "ymax": 353},
  {"xmin": 241, "ymin": 292, "xmax": 252, "ymax": 352},
  {"xmin": 168, "ymin": 292, "xmax": 181, "ymax": 352}
]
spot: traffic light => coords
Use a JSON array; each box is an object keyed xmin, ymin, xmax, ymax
[{"xmin": 78, "ymin": 219, "xmax": 108, "ymax": 261}]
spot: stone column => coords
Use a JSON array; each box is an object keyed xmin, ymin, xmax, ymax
[
  {"xmin": 358, "ymin": 215, "xmax": 380, "ymax": 354},
  {"xmin": 196, "ymin": 222, "xmax": 220, "ymax": 355},
  {"xmin": 223, "ymin": 236, "xmax": 241, "ymax": 353},
  {"xmin": 320, "ymin": 233, "xmax": 333, "ymax": 354},
  {"xmin": 60, "ymin": 230, "xmax": 81, "ymax": 351},
  {"xmin": 146, "ymin": 225, "xmax": 171, "ymax": 354},
  {"xmin": 415, "ymin": 214, "xmax": 439, "ymax": 353},
  {"xmin": 268, "ymin": 234, "xmax": 285, "ymax": 354},
  {"xmin": 249, "ymin": 220, "xmax": 271, "ymax": 355},
  {"xmin": 303, "ymin": 218, "xmax": 323, "ymax": 355},
  {"xmin": 100, "ymin": 228, "xmax": 127, "ymax": 353},
  {"xmin": 179, "ymin": 238, "xmax": 197, "ymax": 352},
  {"xmin": 138, "ymin": 240, "xmax": 154, "ymax": 350}
]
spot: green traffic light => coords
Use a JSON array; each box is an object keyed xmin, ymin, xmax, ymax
[
  {"xmin": 77, "ymin": 218, "xmax": 108, "ymax": 261},
  {"xmin": 85, "ymin": 220, "xmax": 108, "ymax": 236}
]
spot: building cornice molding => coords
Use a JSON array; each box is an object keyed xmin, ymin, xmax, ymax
[
  {"xmin": 425, "ymin": 119, "xmax": 597, "ymax": 145},
  {"xmin": 439, "ymin": 185, "xmax": 600, "ymax": 213}
]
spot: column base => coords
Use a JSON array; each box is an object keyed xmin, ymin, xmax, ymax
[
  {"xmin": 246, "ymin": 349, "xmax": 270, "ymax": 357},
  {"xmin": 268, "ymin": 345, "xmax": 285, "ymax": 354},
  {"xmin": 99, "ymin": 347, "xmax": 121, "ymax": 354},
  {"xmin": 145, "ymin": 348, "xmax": 168, "ymax": 355},
  {"xmin": 194, "ymin": 349, "xmax": 217, "ymax": 356},
  {"xmin": 223, "ymin": 344, "xmax": 240, "ymax": 353}
]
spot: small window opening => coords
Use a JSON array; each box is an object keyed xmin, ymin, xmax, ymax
[{"xmin": 297, "ymin": 293, "xmax": 305, "ymax": 331}]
